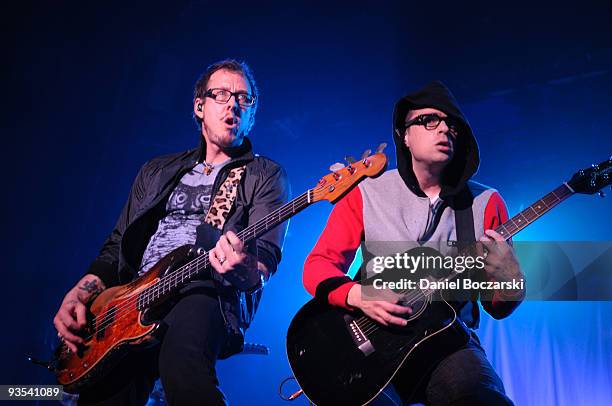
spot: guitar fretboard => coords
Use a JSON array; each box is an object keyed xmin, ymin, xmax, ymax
[{"xmin": 496, "ymin": 183, "xmax": 574, "ymax": 240}]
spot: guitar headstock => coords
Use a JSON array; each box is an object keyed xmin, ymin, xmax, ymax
[
  {"xmin": 311, "ymin": 144, "xmax": 388, "ymax": 204},
  {"xmin": 567, "ymin": 157, "xmax": 612, "ymax": 195}
]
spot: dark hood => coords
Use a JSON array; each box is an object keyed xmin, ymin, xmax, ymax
[{"xmin": 392, "ymin": 80, "xmax": 480, "ymax": 199}]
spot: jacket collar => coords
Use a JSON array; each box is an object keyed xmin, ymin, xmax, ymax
[{"xmin": 195, "ymin": 134, "xmax": 255, "ymax": 165}]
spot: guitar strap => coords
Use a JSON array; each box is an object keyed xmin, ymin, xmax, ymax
[
  {"xmin": 452, "ymin": 186, "xmax": 481, "ymax": 329},
  {"xmin": 195, "ymin": 165, "xmax": 247, "ymax": 249},
  {"xmin": 204, "ymin": 165, "xmax": 247, "ymax": 230},
  {"xmin": 453, "ymin": 187, "xmax": 475, "ymax": 246}
]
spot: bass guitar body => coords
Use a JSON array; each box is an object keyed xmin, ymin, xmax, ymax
[
  {"xmin": 286, "ymin": 294, "xmax": 469, "ymax": 405},
  {"xmin": 55, "ymin": 245, "xmax": 194, "ymax": 393}
]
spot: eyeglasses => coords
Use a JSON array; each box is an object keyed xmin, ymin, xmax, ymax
[
  {"xmin": 404, "ymin": 113, "xmax": 460, "ymax": 137},
  {"xmin": 205, "ymin": 88, "xmax": 256, "ymax": 107}
]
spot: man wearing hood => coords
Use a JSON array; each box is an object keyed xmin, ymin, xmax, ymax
[
  {"xmin": 53, "ymin": 59, "xmax": 289, "ymax": 405},
  {"xmin": 303, "ymin": 81, "xmax": 524, "ymax": 405}
]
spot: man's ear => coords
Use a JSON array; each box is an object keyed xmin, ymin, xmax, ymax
[
  {"xmin": 194, "ymin": 98, "xmax": 204, "ymax": 120},
  {"xmin": 403, "ymin": 131, "xmax": 411, "ymax": 150},
  {"xmin": 395, "ymin": 128, "xmax": 409, "ymax": 147}
]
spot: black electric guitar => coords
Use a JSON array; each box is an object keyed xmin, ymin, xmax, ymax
[
  {"xmin": 47, "ymin": 146, "xmax": 388, "ymax": 393},
  {"xmin": 286, "ymin": 157, "xmax": 611, "ymax": 406}
]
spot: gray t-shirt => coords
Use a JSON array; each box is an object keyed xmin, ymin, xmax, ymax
[{"xmin": 139, "ymin": 161, "xmax": 228, "ymax": 275}]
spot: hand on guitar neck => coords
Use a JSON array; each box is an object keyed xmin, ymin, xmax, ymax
[
  {"xmin": 347, "ymin": 284, "xmax": 413, "ymax": 327},
  {"xmin": 209, "ymin": 230, "xmax": 268, "ymax": 291},
  {"xmin": 479, "ymin": 229, "xmax": 526, "ymax": 318},
  {"xmin": 479, "ymin": 229, "xmax": 524, "ymax": 286},
  {"xmin": 53, "ymin": 274, "xmax": 106, "ymax": 353}
]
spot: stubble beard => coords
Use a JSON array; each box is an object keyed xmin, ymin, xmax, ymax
[{"xmin": 202, "ymin": 121, "xmax": 242, "ymax": 150}]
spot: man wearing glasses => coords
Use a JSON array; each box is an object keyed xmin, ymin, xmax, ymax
[
  {"xmin": 303, "ymin": 81, "xmax": 524, "ymax": 405},
  {"xmin": 53, "ymin": 59, "xmax": 289, "ymax": 405}
]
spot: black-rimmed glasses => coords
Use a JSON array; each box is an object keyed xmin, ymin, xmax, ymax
[
  {"xmin": 205, "ymin": 88, "xmax": 256, "ymax": 107},
  {"xmin": 404, "ymin": 113, "xmax": 460, "ymax": 136}
]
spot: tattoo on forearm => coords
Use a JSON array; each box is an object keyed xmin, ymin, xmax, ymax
[{"xmin": 79, "ymin": 280, "xmax": 103, "ymax": 296}]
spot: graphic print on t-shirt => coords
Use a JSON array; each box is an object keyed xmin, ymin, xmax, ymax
[{"xmin": 139, "ymin": 162, "xmax": 227, "ymax": 275}]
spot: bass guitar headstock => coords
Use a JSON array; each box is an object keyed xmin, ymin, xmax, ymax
[{"xmin": 311, "ymin": 143, "xmax": 388, "ymax": 204}]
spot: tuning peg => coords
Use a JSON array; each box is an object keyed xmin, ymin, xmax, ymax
[
  {"xmin": 360, "ymin": 149, "xmax": 371, "ymax": 160},
  {"xmin": 329, "ymin": 163, "xmax": 345, "ymax": 172},
  {"xmin": 344, "ymin": 155, "xmax": 357, "ymax": 164},
  {"xmin": 376, "ymin": 143, "xmax": 387, "ymax": 153},
  {"xmin": 598, "ymin": 191, "xmax": 606, "ymax": 198}
]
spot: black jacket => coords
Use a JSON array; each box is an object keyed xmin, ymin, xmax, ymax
[{"xmin": 85, "ymin": 136, "xmax": 289, "ymax": 356}]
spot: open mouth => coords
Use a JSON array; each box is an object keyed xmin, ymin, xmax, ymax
[{"xmin": 224, "ymin": 116, "xmax": 238, "ymax": 127}]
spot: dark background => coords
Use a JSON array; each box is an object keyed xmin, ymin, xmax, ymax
[{"xmin": 2, "ymin": 1, "xmax": 611, "ymax": 405}]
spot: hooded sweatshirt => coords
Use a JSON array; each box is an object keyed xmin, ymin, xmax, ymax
[{"xmin": 303, "ymin": 81, "xmax": 521, "ymax": 327}]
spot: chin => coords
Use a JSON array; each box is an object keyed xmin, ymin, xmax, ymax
[
  {"xmin": 212, "ymin": 131, "xmax": 240, "ymax": 147},
  {"xmin": 225, "ymin": 133, "xmax": 245, "ymax": 148},
  {"xmin": 433, "ymin": 152, "xmax": 453, "ymax": 162}
]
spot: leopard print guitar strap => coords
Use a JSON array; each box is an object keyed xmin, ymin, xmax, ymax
[{"xmin": 204, "ymin": 165, "xmax": 247, "ymax": 230}]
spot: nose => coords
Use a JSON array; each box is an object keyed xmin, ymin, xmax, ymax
[
  {"xmin": 225, "ymin": 94, "xmax": 240, "ymax": 115},
  {"xmin": 437, "ymin": 118, "xmax": 450, "ymax": 133},
  {"xmin": 437, "ymin": 118, "xmax": 457, "ymax": 140},
  {"xmin": 226, "ymin": 94, "xmax": 238, "ymax": 110}
]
